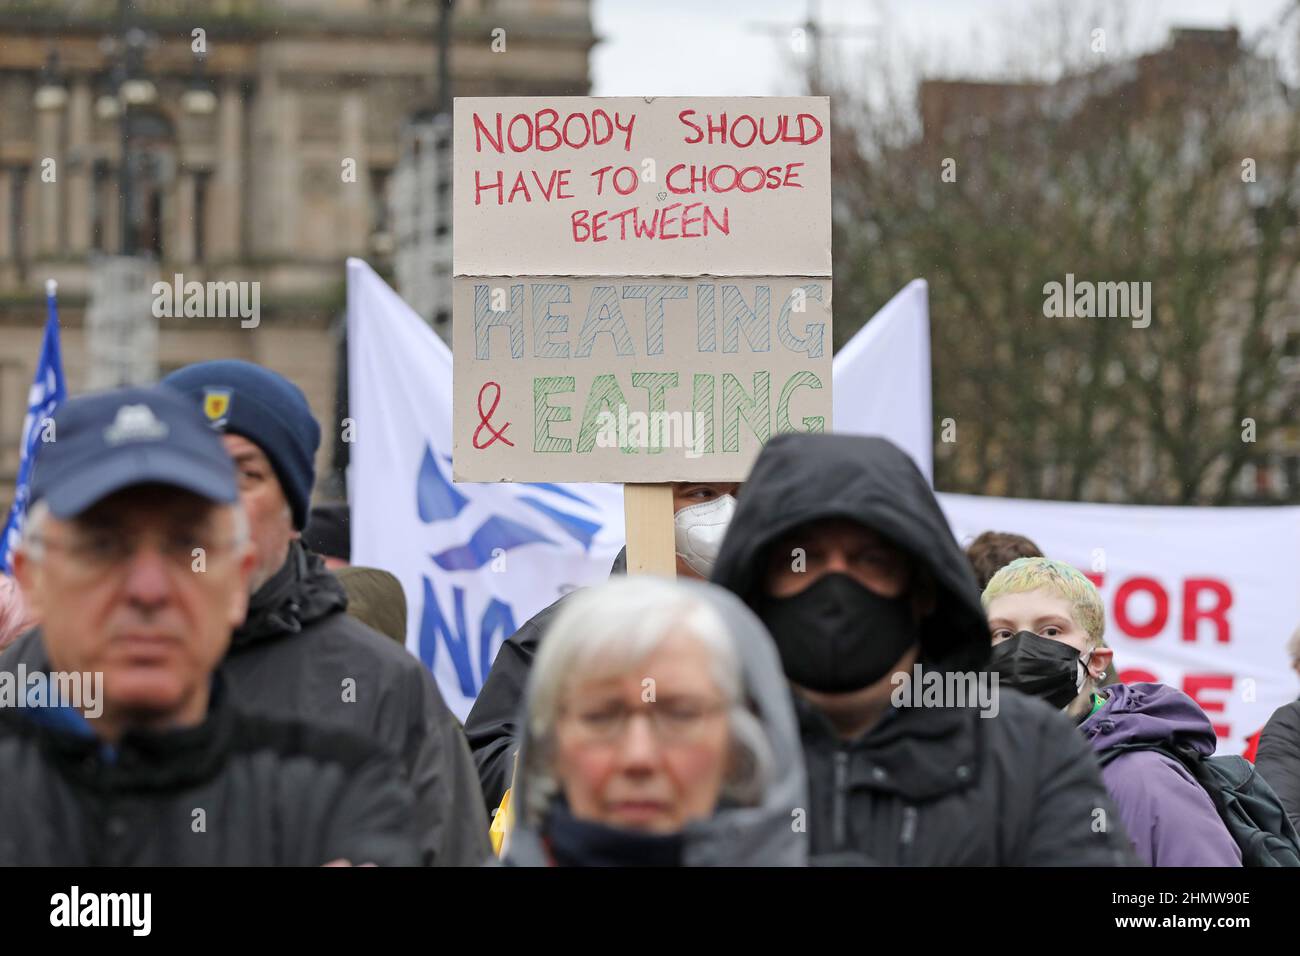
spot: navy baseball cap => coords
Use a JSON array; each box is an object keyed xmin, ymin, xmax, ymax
[{"xmin": 30, "ymin": 385, "xmax": 238, "ymax": 519}]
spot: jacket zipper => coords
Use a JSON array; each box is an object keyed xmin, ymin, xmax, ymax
[
  {"xmin": 898, "ymin": 805, "xmax": 917, "ymax": 866},
  {"xmin": 832, "ymin": 750, "xmax": 849, "ymax": 850}
]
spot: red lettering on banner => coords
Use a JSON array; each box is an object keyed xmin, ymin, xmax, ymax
[
  {"xmin": 1117, "ymin": 668, "xmax": 1158, "ymax": 684},
  {"xmin": 506, "ymin": 172, "xmax": 532, "ymax": 204},
  {"xmin": 570, "ymin": 209, "xmax": 590, "ymax": 241},
  {"xmin": 611, "ymin": 166, "xmax": 638, "ymax": 196},
  {"xmin": 1184, "ymin": 674, "xmax": 1233, "ymax": 738},
  {"xmin": 1114, "ymin": 577, "xmax": 1169, "ymax": 639},
  {"xmin": 1182, "ymin": 578, "xmax": 1232, "ymax": 643},
  {"xmin": 706, "ymin": 112, "xmax": 728, "ymax": 142},
  {"xmin": 474, "ymin": 109, "xmax": 636, "ymax": 153},
  {"xmin": 659, "ymin": 203, "xmax": 682, "ymax": 239},
  {"xmin": 475, "ymin": 169, "xmax": 504, "ymax": 206},
  {"xmin": 731, "ymin": 114, "xmax": 758, "ymax": 147},
  {"xmin": 534, "ymin": 109, "xmax": 561, "ymax": 151},
  {"xmin": 570, "ymin": 205, "xmax": 730, "ymax": 242},
  {"xmin": 681, "ymin": 203, "xmax": 704, "ymax": 238},
  {"xmin": 676, "ymin": 109, "xmax": 824, "ymax": 146}
]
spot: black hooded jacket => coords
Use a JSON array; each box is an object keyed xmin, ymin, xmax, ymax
[
  {"xmin": 0, "ymin": 542, "xmax": 490, "ymax": 866},
  {"xmin": 0, "ymin": 669, "xmax": 418, "ymax": 865},
  {"xmin": 709, "ymin": 433, "xmax": 1135, "ymax": 865}
]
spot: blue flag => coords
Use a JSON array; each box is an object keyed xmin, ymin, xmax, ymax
[{"xmin": 1, "ymin": 280, "xmax": 67, "ymax": 572}]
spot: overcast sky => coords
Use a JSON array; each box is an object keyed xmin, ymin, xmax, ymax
[{"xmin": 592, "ymin": 0, "xmax": 1298, "ymax": 96}]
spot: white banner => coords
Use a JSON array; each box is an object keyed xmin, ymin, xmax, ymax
[
  {"xmin": 941, "ymin": 494, "xmax": 1300, "ymax": 753},
  {"xmin": 346, "ymin": 258, "xmax": 625, "ymax": 720},
  {"xmin": 833, "ymin": 278, "xmax": 1300, "ymax": 753},
  {"xmin": 832, "ymin": 278, "xmax": 932, "ymax": 483}
]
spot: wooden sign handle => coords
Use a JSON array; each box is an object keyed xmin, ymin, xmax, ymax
[{"xmin": 623, "ymin": 483, "xmax": 676, "ymax": 576}]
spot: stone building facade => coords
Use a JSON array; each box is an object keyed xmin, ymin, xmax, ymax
[{"xmin": 0, "ymin": 0, "xmax": 594, "ymax": 506}]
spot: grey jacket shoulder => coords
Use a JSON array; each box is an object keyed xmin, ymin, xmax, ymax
[{"xmin": 1257, "ymin": 700, "xmax": 1300, "ymax": 832}]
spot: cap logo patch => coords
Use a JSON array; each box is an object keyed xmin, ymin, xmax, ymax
[
  {"xmin": 202, "ymin": 387, "xmax": 232, "ymax": 428},
  {"xmin": 104, "ymin": 404, "xmax": 169, "ymax": 445}
]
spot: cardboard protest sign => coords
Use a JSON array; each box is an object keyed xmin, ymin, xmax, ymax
[
  {"xmin": 451, "ymin": 276, "xmax": 831, "ymax": 481},
  {"xmin": 453, "ymin": 96, "xmax": 831, "ymax": 277},
  {"xmin": 453, "ymin": 95, "xmax": 831, "ymax": 484}
]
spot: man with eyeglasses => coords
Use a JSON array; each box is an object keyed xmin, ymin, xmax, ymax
[{"xmin": 0, "ymin": 386, "xmax": 417, "ymax": 864}]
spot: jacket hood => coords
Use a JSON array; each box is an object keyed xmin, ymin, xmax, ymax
[
  {"xmin": 504, "ymin": 578, "xmax": 809, "ymax": 866},
  {"xmin": 231, "ymin": 541, "xmax": 347, "ymax": 651},
  {"xmin": 1081, "ymin": 682, "xmax": 1219, "ymax": 758},
  {"xmin": 710, "ymin": 434, "xmax": 989, "ymax": 672}
]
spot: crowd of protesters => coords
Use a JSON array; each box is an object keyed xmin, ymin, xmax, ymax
[{"xmin": 1, "ymin": 361, "xmax": 1298, "ymax": 866}]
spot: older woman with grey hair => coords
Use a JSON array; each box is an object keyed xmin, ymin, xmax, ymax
[{"xmin": 504, "ymin": 576, "xmax": 807, "ymax": 866}]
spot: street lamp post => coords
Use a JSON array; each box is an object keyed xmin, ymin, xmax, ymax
[
  {"xmin": 84, "ymin": 0, "xmax": 159, "ymax": 389},
  {"xmin": 95, "ymin": 0, "xmax": 159, "ymax": 256}
]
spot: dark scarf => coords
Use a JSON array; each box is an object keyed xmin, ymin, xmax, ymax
[{"xmin": 542, "ymin": 801, "xmax": 686, "ymax": 867}]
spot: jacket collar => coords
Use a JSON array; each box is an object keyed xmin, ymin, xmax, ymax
[{"xmin": 230, "ymin": 541, "xmax": 347, "ymax": 651}]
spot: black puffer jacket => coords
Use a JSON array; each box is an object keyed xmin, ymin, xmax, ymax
[
  {"xmin": 709, "ymin": 433, "xmax": 1135, "ymax": 865},
  {"xmin": 0, "ymin": 671, "xmax": 418, "ymax": 865},
  {"xmin": 0, "ymin": 542, "xmax": 490, "ymax": 867}
]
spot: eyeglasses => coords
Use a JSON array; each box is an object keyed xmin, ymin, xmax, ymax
[
  {"xmin": 31, "ymin": 527, "xmax": 243, "ymax": 579},
  {"xmin": 563, "ymin": 698, "xmax": 727, "ymax": 744}
]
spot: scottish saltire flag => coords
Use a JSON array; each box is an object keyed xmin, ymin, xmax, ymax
[
  {"xmin": 1, "ymin": 280, "xmax": 67, "ymax": 573},
  {"xmin": 346, "ymin": 259, "xmax": 625, "ymax": 719}
]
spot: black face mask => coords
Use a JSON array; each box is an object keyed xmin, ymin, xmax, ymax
[
  {"xmin": 761, "ymin": 573, "xmax": 919, "ymax": 693},
  {"xmin": 989, "ymin": 631, "xmax": 1085, "ymax": 709}
]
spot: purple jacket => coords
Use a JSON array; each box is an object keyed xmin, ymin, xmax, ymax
[{"xmin": 1080, "ymin": 683, "xmax": 1241, "ymax": 867}]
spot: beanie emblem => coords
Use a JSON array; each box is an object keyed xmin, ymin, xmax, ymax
[{"xmin": 202, "ymin": 387, "xmax": 232, "ymax": 429}]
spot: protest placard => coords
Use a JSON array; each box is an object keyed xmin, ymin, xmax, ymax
[
  {"xmin": 451, "ymin": 275, "xmax": 831, "ymax": 481},
  {"xmin": 453, "ymin": 96, "xmax": 831, "ymax": 277},
  {"xmin": 452, "ymin": 96, "xmax": 832, "ymax": 485}
]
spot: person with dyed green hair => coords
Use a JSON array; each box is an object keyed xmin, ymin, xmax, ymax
[
  {"xmin": 983, "ymin": 557, "xmax": 1111, "ymax": 718},
  {"xmin": 983, "ymin": 556, "xmax": 1242, "ymax": 866}
]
